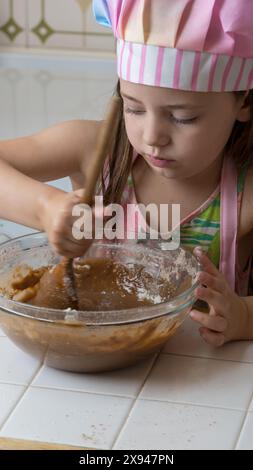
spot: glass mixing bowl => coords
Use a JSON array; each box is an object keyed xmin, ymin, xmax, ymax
[{"xmin": 0, "ymin": 233, "xmax": 199, "ymax": 372}]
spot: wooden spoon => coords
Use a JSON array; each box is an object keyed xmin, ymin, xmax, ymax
[{"xmin": 62, "ymin": 94, "xmax": 121, "ymax": 306}]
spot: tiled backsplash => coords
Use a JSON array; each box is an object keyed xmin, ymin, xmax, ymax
[{"xmin": 0, "ymin": 0, "xmax": 114, "ymax": 51}]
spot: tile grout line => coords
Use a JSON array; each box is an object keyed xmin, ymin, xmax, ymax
[
  {"xmin": 29, "ymin": 382, "xmax": 139, "ymax": 399},
  {"xmin": 233, "ymin": 409, "xmax": 249, "ymax": 450},
  {"xmin": 0, "ymin": 360, "xmax": 43, "ymax": 434},
  {"xmin": 0, "ymin": 380, "xmax": 30, "ymax": 387},
  {"xmin": 161, "ymin": 351, "xmax": 253, "ymax": 365},
  {"xmin": 111, "ymin": 351, "xmax": 162, "ymax": 450},
  {"xmin": 1, "ymin": 379, "xmax": 250, "ymax": 413},
  {"xmin": 234, "ymin": 391, "xmax": 253, "ymax": 449},
  {"xmin": 25, "ymin": 0, "xmax": 30, "ymax": 48},
  {"xmin": 29, "ymin": 383, "xmax": 140, "ymax": 400},
  {"xmin": 135, "ymin": 396, "xmax": 251, "ymax": 412}
]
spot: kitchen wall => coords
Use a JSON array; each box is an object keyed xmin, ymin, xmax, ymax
[{"xmin": 0, "ymin": 0, "xmax": 114, "ymax": 52}]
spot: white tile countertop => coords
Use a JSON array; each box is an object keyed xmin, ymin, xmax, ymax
[{"xmin": 0, "ymin": 317, "xmax": 253, "ymax": 450}]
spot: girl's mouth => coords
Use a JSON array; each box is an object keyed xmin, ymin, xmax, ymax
[{"xmin": 147, "ymin": 155, "xmax": 176, "ymax": 168}]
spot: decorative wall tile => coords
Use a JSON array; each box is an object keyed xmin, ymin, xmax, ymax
[
  {"xmin": 0, "ymin": 0, "xmax": 27, "ymax": 46},
  {"xmin": 0, "ymin": 51, "xmax": 116, "ymax": 238},
  {"xmin": 0, "ymin": 52, "xmax": 116, "ymax": 138},
  {"xmin": 0, "ymin": 0, "xmax": 114, "ymax": 52},
  {"xmin": 28, "ymin": 0, "xmax": 82, "ymax": 48}
]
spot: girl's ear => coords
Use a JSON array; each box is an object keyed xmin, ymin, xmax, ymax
[{"xmin": 236, "ymin": 92, "xmax": 251, "ymax": 122}]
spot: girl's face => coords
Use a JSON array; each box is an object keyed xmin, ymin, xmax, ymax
[{"xmin": 120, "ymin": 79, "xmax": 249, "ymax": 180}]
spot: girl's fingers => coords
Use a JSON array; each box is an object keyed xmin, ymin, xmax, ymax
[
  {"xmin": 52, "ymin": 238, "xmax": 92, "ymax": 257},
  {"xmin": 199, "ymin": 327, "xmax": 226, "ymax": 347},
  {"xmin": 190, "ymin": 309, "xmax": 228, "ymax": 332},
  {"xmin": 195, "ymin": 285, "xmax": 225, "ymax": 315},
  {"xmin": 194, "ymin": 247, "xmax": 221, "ymax": 277},
  {"xmin": 197, "ymin": 271, "xmax": 224, "ymax": 294}
]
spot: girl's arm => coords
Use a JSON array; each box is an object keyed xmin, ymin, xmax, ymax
[
  {"xmin": 0, "ymin": 158, "xmax": 62, "ymax": 229},
  {"xmin": 0, "ymin": 119, "xmax": 100, "ymax": 230}
]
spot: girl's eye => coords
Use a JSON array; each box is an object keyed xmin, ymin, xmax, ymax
[
  {"xmin": 170, "ymin": 115, "xmax": 198, "ymax": 125},
  {"xmin": 124, "ymin": 108, "xmax": 144, "ymax": 115},
  {"xmin": 124, "ymin": 108, "xmax": 198, "ymax": 124}
]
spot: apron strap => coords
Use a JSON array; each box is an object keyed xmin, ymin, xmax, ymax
[{"xmin": 219, "ymin": 154, "xmax": 238, "ymax": 291}]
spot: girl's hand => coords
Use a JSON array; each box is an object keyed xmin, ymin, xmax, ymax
[
  {"xmin": 190, "ymin": 248, "xmax": 249, "ymax": 346},
  {"xmin": 38, "ymin": 189, "xmax": 104, "ymax": 258}
]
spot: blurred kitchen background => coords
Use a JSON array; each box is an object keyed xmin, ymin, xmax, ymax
[{"xmin": 0, "ymin": 0, "xmax": 116, "ymax": 239}]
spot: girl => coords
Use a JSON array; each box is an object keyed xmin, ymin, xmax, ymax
[{"xmin": 0, "ymin": 0, "xmax": 253, "ymax": 346}]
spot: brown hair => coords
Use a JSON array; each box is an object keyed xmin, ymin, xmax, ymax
[
  {"xmin": 99, "ymin": 81, "xmax": 133, "ymax": 205},
  {"xmin": 100, "ymin": 83, "xmax": 253, "ymax": 205},
  {"xmin": 226, "ymin": 90, "xmax": 253, "ymax": 168}
]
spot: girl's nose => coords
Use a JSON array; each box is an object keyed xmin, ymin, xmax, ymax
[{"xmin": 143, "ymin": 115, "xmax": 171, "ymax": 147}]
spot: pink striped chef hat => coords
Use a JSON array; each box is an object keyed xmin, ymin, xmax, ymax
[{"xmin": 93, "ymin": 0, "xmax": 253, "ymax": 92}]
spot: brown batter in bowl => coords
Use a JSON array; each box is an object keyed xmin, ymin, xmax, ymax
[{"xmin": 0, "ymin": 234, "xmax": 199, "ymax": 372}]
